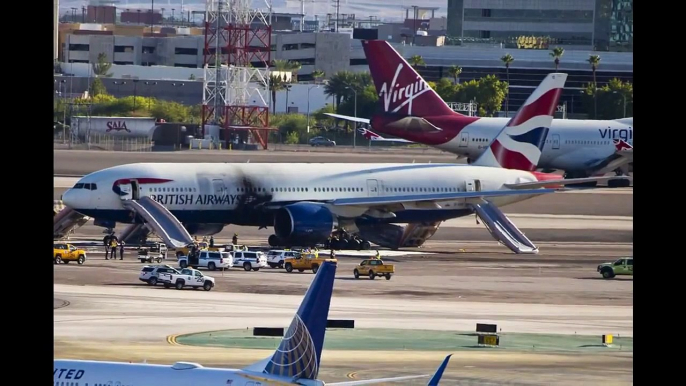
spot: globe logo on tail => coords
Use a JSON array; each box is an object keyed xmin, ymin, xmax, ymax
[{"xmin": 264, "ymin": 314, "xmax": 318, "ymax": 380}]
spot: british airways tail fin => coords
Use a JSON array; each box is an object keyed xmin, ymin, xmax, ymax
[
  {"xmin": 361, "ymin": 40, "xmax": 457, "ymax": 117},
  {"xmin": 250, "ymin": 261, "xmax": 336, "ymax": 381},
  {"xmin": 471, "ymin": 73, "xmax": 567, "ymax": 171}
]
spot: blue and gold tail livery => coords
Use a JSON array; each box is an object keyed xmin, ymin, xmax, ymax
[
  {"xmin": 263, "ymin": 261, "xmax": 337, "ymax": 381},
  {"xmin": 472, "ymin": 73, "xmax": 567, "ymax": 171}
]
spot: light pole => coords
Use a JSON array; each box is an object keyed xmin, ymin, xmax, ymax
[
  {"xmin": 284, "ymin": 84, "xmax": 293, "ymax": 113},
  {"xmin": 56, "ymin": 79, "xmax": 67, "ymax": 142},
  {"xmin": 132, "ymin": 79, "xmax": 140, "ymax": 111},
  {"xmin": 345, "ymin": 86, "xmax": 358, "ymax": 148},
  {"xmin": 612, "ymin": 91, "xmax": 627, "ymax": 118},
  {"xmin": 306, "ymin": 85, "xmax": 319, "ymax": 134},
  {"xmin": 145, "ymin": 81, "xmax": 157, "ymax": 110}
]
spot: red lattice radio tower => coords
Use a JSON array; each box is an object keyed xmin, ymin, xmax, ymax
[{"xmin": 202, "ymin": 0, "xmax": 274, "ymax": 149}]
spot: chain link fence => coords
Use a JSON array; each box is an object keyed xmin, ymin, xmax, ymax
[{"xmin": 54, "ymin": 131, "xmax": 153, "ymax": 152}]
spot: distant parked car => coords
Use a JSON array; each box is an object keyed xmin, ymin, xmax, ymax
[{"xmin": 309, "ymin": 136, "xmax": 336, "ymax": 147}]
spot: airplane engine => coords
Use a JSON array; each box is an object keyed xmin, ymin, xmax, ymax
[
  {"xmin": 274, "ymin": 202, "xmax": 338, "ymax": 246},
  {"xmin": 183, "ymin": 223, "xmax": 225, "ymax": 236}
]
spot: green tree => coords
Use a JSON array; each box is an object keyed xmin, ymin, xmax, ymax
[
  {"xmin": 150, "ymin": 100, "xmax": 191, "ymax": 122},
  {"xmin": 90, "ymin": 77, "xmax": 108, "ymax": 97},
  {"xmin": 313, "ymin": 104, "xmax": 336, "ymax": 130},
  {"xmin": 323, "ymin": 71, "xmax": 357, "ymax": 108},
  {"xmin": 337, "ymin": 83, "xmax": 379, "ymax": 120},
  {"xmin": 581, "ymin": 78, "xmax": 632, "ymax": 119},
  {"xmin": 500, "ymin": 54, "xmax": 514, "ymax": 116},
  {"xmin": 588, "ymin": 54, "xmax": 601, "ymax": 118},
  {"xmin": 550, "ymin": 47, "xmax": 565, "ymax": 71},
  {"xmin": 93, "ymin": 53, "xmax": 113, "ymax": 77},
  {"xmin": 408, "ymin": 55, "xmax": 425, "ymax": 67},
  {"xmin": 269, "ymin": 74, "xmax": 286, "ymax": 114},
  {"xmin": 447, "ymin": 65, "xmax": 462, "ymax": 84},
  {"xmin": 311, "ymin": 69, "xmax": 325, "ymax": 83}
]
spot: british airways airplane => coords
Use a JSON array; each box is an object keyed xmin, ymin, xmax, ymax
[
  {"xmin": 326, "ymin": 40, "xmax": 633, "ymax": 187},
  {"xmin": 58, "ymin": 73, "xmax": 626, "ymax": 253},
  {"xmin": 55, "ymin": 262, "xmax": 455, "ymax": 386}
]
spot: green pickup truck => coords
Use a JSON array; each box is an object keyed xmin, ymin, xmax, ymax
[{"xmin": 597, "ymin": 257, "xmax": 633, "ymax": 279}]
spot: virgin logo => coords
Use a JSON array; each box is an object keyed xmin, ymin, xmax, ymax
[
  {"xmin": 378, "ymin": 63, "xmax": 430, "ymax": 115},
  {"xmin": 106, "ymin": 121, "xmax": 131, "ymax": 133}
]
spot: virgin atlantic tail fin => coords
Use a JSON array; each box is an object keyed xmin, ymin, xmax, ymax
[
  {"xmin": 361, "ymin": 40, "xmax": 457, "ymax": 117},
  {"xmin": 471, "ymin": 73, "xmax": 567, "ymax": 171}
]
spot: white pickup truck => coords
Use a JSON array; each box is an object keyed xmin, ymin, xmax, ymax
[
  {"xmin": 158, "ymin": 268, "xmax": 215, "ymax": 291},
  {"xmin": 178, "ymin": 250, "xmax": 233, "ymax": 271}
]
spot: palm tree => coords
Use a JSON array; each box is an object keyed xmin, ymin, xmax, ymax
[
  {"xmin": 588, "ymin": 55, "xmax": 601, "ymax": 118},
  {"xmin": 311, "ymin": 69, "xmax": 325, "ymax": 84},
  {"xmin": 500, "ymin": 54, "xmax": 514, "ymax": 117},
  {"xmin": 408, "ymin": 55, "xmax": 425, "ymax": 67},
  {"xmin": 447, "ymin": 65, "xmax": 462, "ymax": 84},
  {"xmin": 268, "ymin": 74, "xmax": 286, "ymax": 114},
  {"xmin": 288, "ymin": 61, "xmax": 302, "ymax": 82},
  {"xmin": 323, "ymin": 71, "xmax": 357, "ymax": 109},
  {"xmin": 550, "ymin": 47, "xmax": 565, "ymax": 71}
]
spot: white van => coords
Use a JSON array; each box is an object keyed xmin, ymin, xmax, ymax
[{"xmin": 232, "ymin": 250, "xmax": 268, "ymax": 271}]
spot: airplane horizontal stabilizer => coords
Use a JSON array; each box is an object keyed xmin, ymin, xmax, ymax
[
  {"xmin": 327, "ymin": 374, "xmax": 430, "ymax": 385},
  {"xmin": 330, "ymin": 188, "xmax": 555, "ymax": 207},
  {"xmin": 504, "ymin": 176, "xmax": 632, "ymax": 190},
  {"xmin": 325, "ymin": 113, "xmax": 372, "ymax": 124}
]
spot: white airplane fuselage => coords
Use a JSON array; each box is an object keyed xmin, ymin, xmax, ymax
[
  {"xmin": 62, "ymin": 162, "xmax": 545, "ymax": 227},
  {"xmin": 54, "ymin": 360, "xmax": 318, "ymax": 386},
  {"xmin": 433, "ymin": 117, "xmax": 633, "ymax": 173}
]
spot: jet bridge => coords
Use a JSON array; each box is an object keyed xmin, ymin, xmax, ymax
[
  {"xmin": 473, "ymin": 202, "xmax": 538, "ymax": 254},
  {"xmin": 121, "ymin": 196, "xmax": 193, "ymax": 248},
  {"xmin": 54, "ymin": 202, "xmax": 90, "ymax": 239}
]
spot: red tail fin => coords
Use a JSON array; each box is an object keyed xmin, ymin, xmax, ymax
[{"xmin": 362, "ymin": 40, "xmax": 458, "ymax": 117}]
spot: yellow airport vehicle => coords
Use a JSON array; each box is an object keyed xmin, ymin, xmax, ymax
[
  {"xmin": 353, "ymin": 259, "xmax": 395, "ymax": 280},
  {"xmin": 284, "ymin": 252, "xmax": 337, "ymax": 274},
  {"xmin": 54, "ymin": 243, "xmax": 87, "ymax": 265}
]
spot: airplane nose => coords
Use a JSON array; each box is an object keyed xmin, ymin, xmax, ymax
[{"xmin": 62, "ymin": 188, "xmax": 77, "ymax": 208}]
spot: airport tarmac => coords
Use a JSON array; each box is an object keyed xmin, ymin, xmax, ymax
[{"xmin": 54, "ymin": 150, "xmax": 633, "ymax": 384}]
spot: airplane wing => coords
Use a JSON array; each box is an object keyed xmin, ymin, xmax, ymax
[
  {"xmin": 325, "ymin": 113, "xmax": 371, "ymax": 124},
  {"xmin": 327, "ymin": 375, "xmax": 430, "ymax": 385},
  {"xmin": 357, "ymin": 128, "xmax": 414, "ymax": 143},
  {"xmin": 586, "ymin": 139, "xmax": 633, "ymax": 176},
  {"xmin": 329, "ymin": 188, "xmax": 557, "ymax": 207},
  {"xmin": 504, "ymin": 175, "xmax": 632, "ymax": 190},
  {"xmin": 328, "ymin": 353, "xmax": 452, "ymax": 386}
]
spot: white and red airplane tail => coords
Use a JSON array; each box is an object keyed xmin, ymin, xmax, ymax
[
  {"xmin": 362, "ymin": 40, "xmax": 458, "ymax": 117},
  {"xmin": 471, "ymin": 73, "xmax": 567, "ymax": 171}
]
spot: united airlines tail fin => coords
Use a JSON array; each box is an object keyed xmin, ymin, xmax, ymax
[
  {"xmin": 361, "ymin": 40, "xmax": 457, "ymax": 117},
  {"xmin": 252, "ymin": 261, "xmax": 336, "ymax": 381},
  {"xmin": 471, "ymin": 73, "xmax": 567, "ymax": 171}
]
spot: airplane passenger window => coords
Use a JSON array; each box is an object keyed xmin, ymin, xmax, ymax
[{"xmin": 305, "ymin": 188, "xmax": 308, "ymax": 192}]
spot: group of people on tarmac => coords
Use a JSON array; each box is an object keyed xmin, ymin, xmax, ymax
[{"xmin": 103, "ymin": 235, "xmax": 125, "ymax": 260}]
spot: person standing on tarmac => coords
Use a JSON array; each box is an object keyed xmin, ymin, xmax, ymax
[
  {"xmin": 119, "ymin": 241, "xmax": 125, "ymax": 260},
  {"xmin": 209, "ymin": 236, "xmax": 215, "ymax": 248},
  {"xmin": 110, "ymin": 238, "xmax": 119, "ymax": 260},
  {"xmin": 375, "ymin": 250, "xmax": 381, "ymax": 259},
  {"xmin": 232, "ymin": 233, "xmax": 238, "ymax": 245}
]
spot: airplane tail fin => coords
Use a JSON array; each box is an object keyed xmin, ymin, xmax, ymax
[
  {"xmin": 362, "ymin": 40, "xmax": 457, "ymax": 117},
  {"xmin": 260, "ymin": 261, "xmax": 336, "ymax": 381},
  {"xmin": 357, "ymin": 127, "xmax": 382, "ymax": 140},
  {"xmin": 471, "ymin": 73, "xmax": 567, "ymax": 171}
]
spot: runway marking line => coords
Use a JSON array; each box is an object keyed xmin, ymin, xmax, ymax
[
  {"xmin": 346, "ymin": 372, "xmax": 357, "ymax": 379},
  {"xmin": 166, "ymin": 334, "xmax": 180, "ymax": 346}
]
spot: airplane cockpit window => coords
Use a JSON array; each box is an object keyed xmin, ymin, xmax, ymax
[{"xmin": 73, "ymin": 183, "xmax": 84, "ymax": 189}]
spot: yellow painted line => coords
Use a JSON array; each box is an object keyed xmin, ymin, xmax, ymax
[
  {"xmin": 346, "ymin": 372, "xmax": 358, "ymax": 379},
  {"xmin": 166, "ymin": 334, "xmax": 180, "ymax": 346}
]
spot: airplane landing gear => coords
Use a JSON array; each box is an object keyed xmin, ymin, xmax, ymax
[{"xmin": 327, "ymin": 231, "xmax": 372, "ymax": 251}]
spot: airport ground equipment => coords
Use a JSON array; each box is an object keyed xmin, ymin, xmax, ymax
[
  {"xmin": 231, "ymin": 250, "xmax": 268, "ymax": 271},
  {"xmin": 353, "ymin": 259, "xmax": 395, "ymax": 280},
  {"xmin": 54, "ymin": 242, "xmax": 87, "ymax": 265},
  {"xmin": 266, "ymin": 250, "xmax": 301, "ymax": 268},
  {"xmin": 178, "ymin": 250, "xmax": 233, "ymax": 271},
  {"xmin": 54, "ymin": 201, "xmax": 89, "ymax": 239},
  {"xmin": 284, "ymin": 252, "xmax": 337, "ymax": 274},
  {"xmin": 137, "ymin": 243, "xmax": 167, "ymax": 263},
  {"xmin": 597, "ymin": 257, "xmax": 633, "ymax": 278},
  {"xmin": 476, "ymin": 323, "xmax": 500, "ymax": 347},
  {"xmin": 139, "ymin": 265, "xmax": 180, "ymax": 286},
  {"xmin": 158, "ymin": 268, "xmax": 215, "ymax": 291}
]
